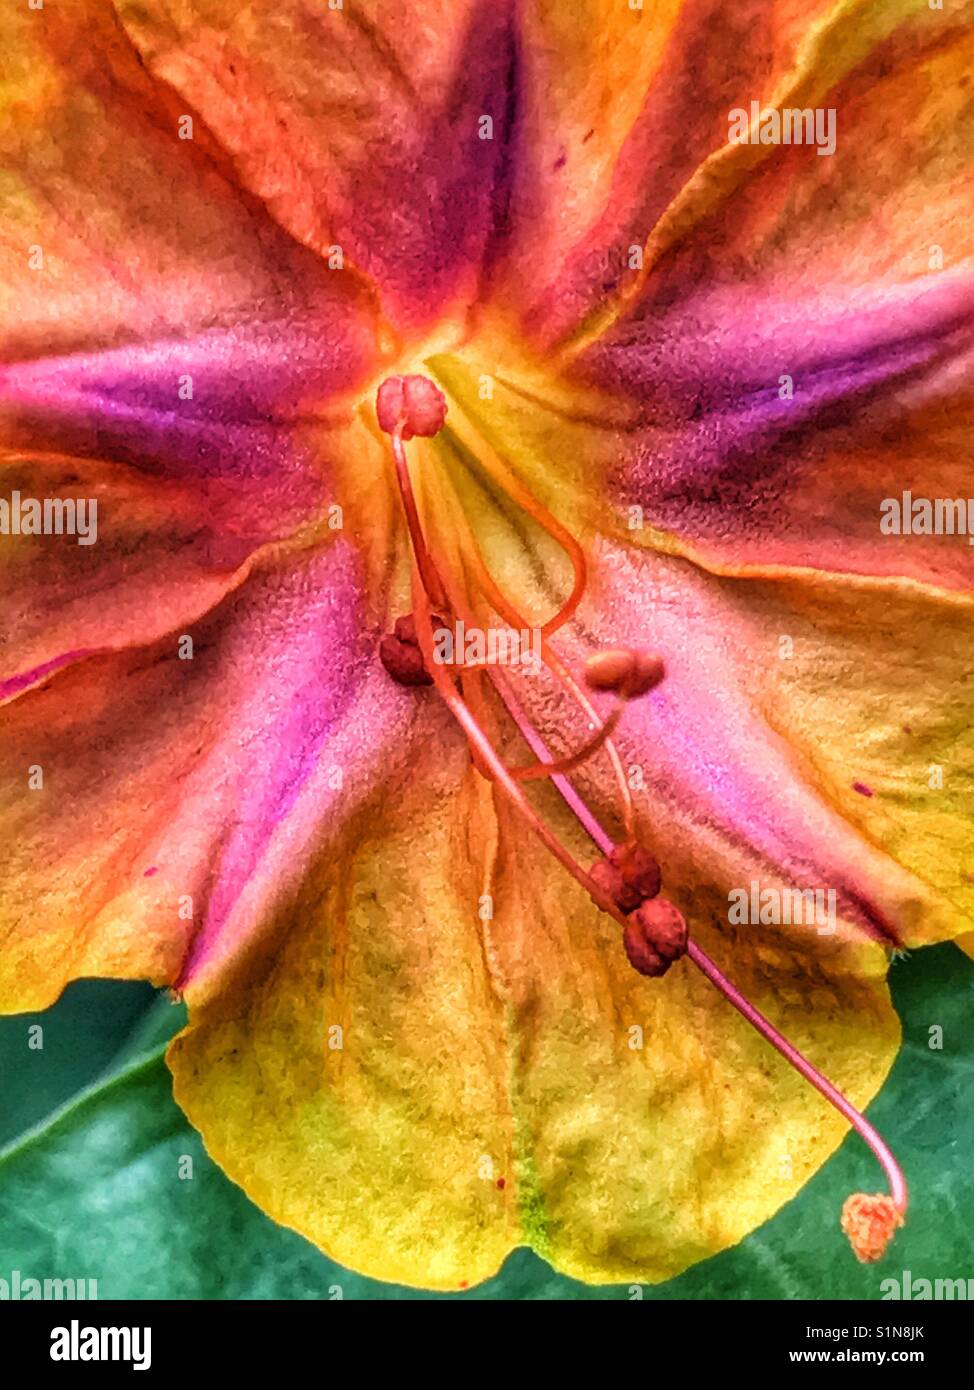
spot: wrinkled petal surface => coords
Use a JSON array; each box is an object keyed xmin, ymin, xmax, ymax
[
  {"xmin": 113, "ymin": 0, "xmax": 517, "ymax": 340},
  {"xmin": 0, "ymin": 0, "xmax": 382, "ymax": 684},
  {"xmin": 0, "ymin": 543, "xmax": 403, "ymax": 1010},
  {"xmin": 2, "ymin": 0, "xmax": 972, "ymax": 1296},
  {"xmin": 568, "ymin": 3, "xmax": 974, "ymax": 585}
]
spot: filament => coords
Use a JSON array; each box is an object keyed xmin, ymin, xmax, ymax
[
  {"xmin": 442, "ymin": 408, "xmax": 587, "ymax": 636},
  {"xmin": 512, "ymin": 700, "xmax": 625, "ymax": 782},
  {"xmin": 447, "ymin": 495, "xmax": 634, "ymax": 835},
  {"xmin": 390, "ymin": 426, "xmax": 448, "ymax": 610}
]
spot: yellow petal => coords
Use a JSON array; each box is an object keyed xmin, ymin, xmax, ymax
[
  {"xmin": 741, "ymin": 574, "xmax": 974, "ymax": 947},
  {"xmin": 169, "ymin": 609, "xmax": 902, "ymax": 1287},
  {"xmin": 170, "ymin": 729, "xmax": 520, "ymax": 1290}
]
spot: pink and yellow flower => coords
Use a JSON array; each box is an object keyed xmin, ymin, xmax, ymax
[{"xmin": 1, "ymin": 0, "xmax": 972, "ymax": 1289}]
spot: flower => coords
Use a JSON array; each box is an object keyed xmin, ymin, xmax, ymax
[{"xmin": 1, "ymin": 0, "xmax": 972, "ymax": 1291}]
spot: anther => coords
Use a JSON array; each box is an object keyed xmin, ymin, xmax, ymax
[
  {"xmin": 622, "ymin": 897, "xmax": 689, "ymax": 978},
  {"xmin": 589, "ymin": 840, "xmax": 661, "ymax": 913},
  {"xmin": 585, "ymin": 648, "xmax": 665, "ymax": 700},
  {"xmin": 514, "ymin": 651, "xmax": 664, "ymax": 785},
  {"xmin": 379, "ymin": 612, "xmax": 446, "ymax": 687},
  {"xmin": 841, "ymin": 1193, "xmax": 904, "ymax": 1263},
  {"xmin": 377, "ymin": 374, "xmax": 448, "ymax": 440}
]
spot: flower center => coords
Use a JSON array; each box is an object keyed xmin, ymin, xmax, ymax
[{"xmin": 376, "ymin": 372, "xmax": 908, "ymax": 1262}]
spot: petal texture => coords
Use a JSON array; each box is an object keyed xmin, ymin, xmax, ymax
[
  {"xmin": 568, "ymin": 4, "xmax": 974, "ymax": 587},
  {"xmin": 0, "ymin": 542, "xmax": 403, "ymax": 1011},
  {"xmin": 113, "ymin": 0, "xmax": 517, "ymax": 340},
  {"xmin": 490, "ymin": 0, "xmax": 962, "ymax": 347},
  {"xmin": 1, "ymin": 0, "xmax": 383, "ymax": 680}
]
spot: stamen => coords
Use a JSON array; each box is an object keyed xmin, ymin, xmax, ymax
[
  {"xmin": 442, "ymin": 397, "xmax": 588, "ymax": 636},
  {"xmin": 512, "ymin": 698, "xmax": 625, "ymax": 782},
  {"xmin": 543, "ymin": 653, "xmax": 636, "ymax": 840},
  {"xmin": 623, "ymin": 897, "xmax": 688, "ymax": 977},
  {"xmin": 410, "ymin": 578, "xmax": 637, "ymax": 922},
  {"xmin": 376, "ymin": 374, "xmax": 448, "ymax": 440},
  {"xmin": 490, "ymin": 670, "xmax": 613, "ymax": 850},
  {"xmin": 476, "ymin": 577, "xmax": 635, "ymax": 815},
  {"xmin": 380, "ymin": 374, "xmax": 908, "ymax": 1260},
  {"xmin": 433, "ymin": 471, "xmax": 635, "ymax": 834},
  {"xmin": 590, "ymin": 840, "xmax": 662, "ymax": 914},
  {"xmin": 512, "ymin": 647, "xmax": 664, "ymax": 783},
  {"xmin": 687, "ymin": 938, "xmax": 908, "ymax": 1250},
  {"xmin": 481, "ymin": 657, "xmax": 910, "ymax": 1251},
  {"xmin": 585, "ymin": 648, "xmax": 665, "ymax": 700},
  {"xmin": 379, "ymin": 612, "xmax": 447, "ymax": 688}
]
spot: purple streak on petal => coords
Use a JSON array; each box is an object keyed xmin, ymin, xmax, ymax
[
  {"xmin": 582, "ymin": 544, "xmax": 902, "ymax": 947},
  {"xmin": 0, "ymin": 648, "xmax": 98, "ymax": 703},
  {"xmin": 0, "ymin": 317, "xmax": 365, "ymax": 487},
  {"xmin": 173, "ymin": 540, "xmax": 392, "ymax": 991},
  {"xmin": 326, "ymin": 1, "xmax": 518, "ymax": 333},
  {"xmin": 583, "ymin": 276, "xmax": 974, "ymax": 509},
  {"xmin": 575, "ymin": 276, "xmax": 974, "ymax": 593}
]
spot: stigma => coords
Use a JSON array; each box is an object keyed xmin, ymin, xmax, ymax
[
  {"xmin": 376, "ymin": 374, "xmax": 448, "ymax": 440},
  {"xmin": 841, "ymin": 1193, "xmax": 904, "ymax": 1263}
]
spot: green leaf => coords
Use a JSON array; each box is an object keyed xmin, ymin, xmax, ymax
[
  {"xmin": 0, "ymin": 979, "xmax": 158, "ymax": 1147},
  {"xmin": 0, "ymin": 945, "xmax": 971, "ymax": 1299}
]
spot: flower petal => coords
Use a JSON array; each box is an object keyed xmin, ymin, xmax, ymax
[
  {"xmin": 167, "ymin": 662, "xmax": 901, "ymax": 1286},
  {"xmin": 1, "ymin": 0, "xmax": 379, "ymax": 373},
  {"xmin": 1, "ymin": 0, "xmax": 383, "ymax": 682},
  {"xmin": 0, "ymin": 444, "xmax": 263, "ymax": 694},
  {"xmin": 430, "ymin": 355, "xmax": 974, "ymax": 949},
  {"xmin": 0, "ymin": 541, "xmax": 402, "ymax": 1011},
  {"xmin": 476, "ymin": 785, "xmax": 900, "ymax": 1285},
  {"xmin": 170, "ymin": 730, "xmax": 521, "ymax": 1290},
  {"xmin": 576, "ymin": 283, "xmax": 974, "ymax": 593},
  {"xmin": 566, "ymin": 6, "xmax": 974, "ymax": 588},
  {"xmin": 166, "ymin": 505, "xmax": 926, "ymax": 1288},
  {"xmin": 728, "ymin": 573, "xmax": 974, "ymax": 948},
  {"xmin": 112, "ymin": 0, "xmax": 516, "ymax": 339},
  {"xmin": 580, "ymin": 0, "xmax": 974, "ymax": 350},
  {"xmin": 491, "ymin": 0, "xmax": 951, "ymax": 347},
  {"xmin": 594, "ymin": 543, "xmax": 974, "ymax": 948}
]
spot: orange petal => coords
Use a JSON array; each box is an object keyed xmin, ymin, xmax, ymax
[{"xmin": 113, "ymin": 0, "xmax": 517, "ymax": 340}]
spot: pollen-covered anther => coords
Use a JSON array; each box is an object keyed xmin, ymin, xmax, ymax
[
  {"xmin": 840, "ymin": 1192, "xmax": 904, "ymax": 1263},
  {"xmin": 585, "ymin": 648, "xmax": 664, "ymax": 700},
  {"xmin": 376, "ymin": 374, "xmax": 448, "ymax": 440},
  {"xmin": 589, "ymin": 840, "xmax": 661, "ymax": 914},
  {"xmin": 622, "ymin": 897, "xmax": 688, "ymax": 978},
  {"xmin": 379, "ymin": 612, "xmax": 446, "ymax": 687}
]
